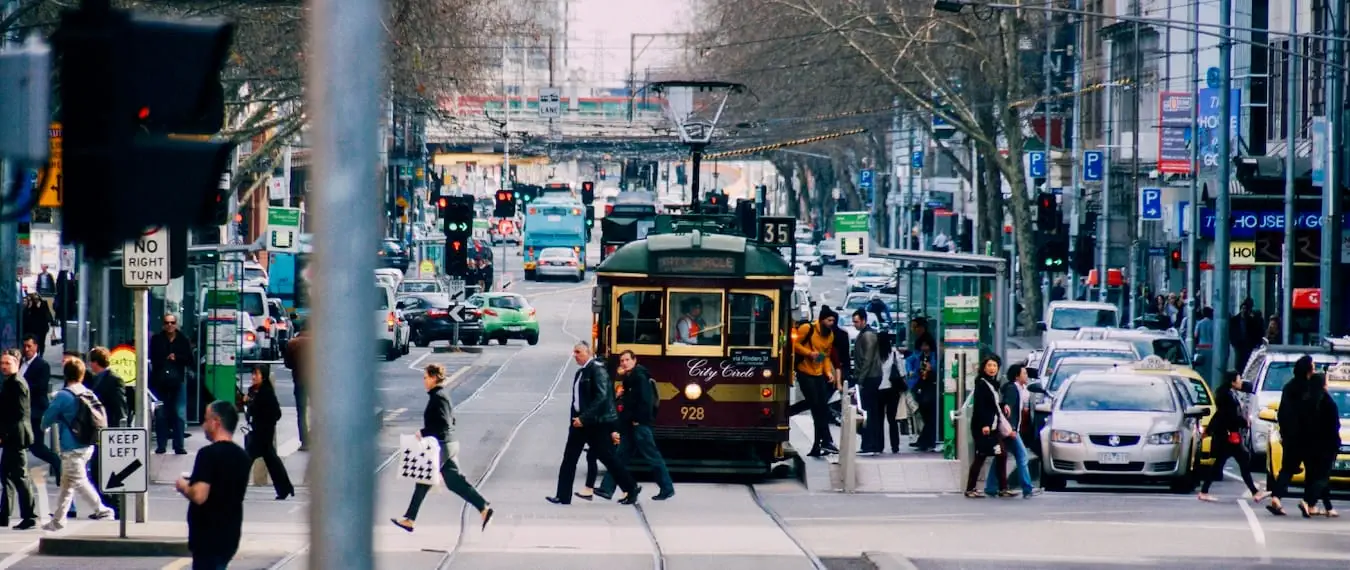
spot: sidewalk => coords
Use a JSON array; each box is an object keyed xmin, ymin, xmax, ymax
[
  {"xmin": 791, "ymin": 414, "xmax": 960, "ymax": 493},
  {"xmin": 37, "ymin": 520, "xmax": 307, "ymax": 558},
  {"xmin": 146, "ymin": 406, "xmax": 314, "ymax": 486}
]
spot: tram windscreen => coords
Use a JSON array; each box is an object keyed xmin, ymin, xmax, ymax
[
  {"xmin": 668, "ymin": 292, "xmax": 724, "ymax": 346},
  {"xmin": 616, "ymin": 290, "xmax": 664, "ymax": 344},
  {"xmin": 728, "ymin": 293, "xmax": 775, "ymax": 347}
]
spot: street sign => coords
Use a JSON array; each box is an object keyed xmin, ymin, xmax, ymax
[
  {"xmin": 1083, "ymin": 150, "xmax": 1104, "ymax": 181},
  {"xmin": 267, "ymin": 177, "xmax": 286, "ymax": 201},
  {"xmin": 122, "ymin": 227, "xmax": 169, "ymax": 287},
  {"xmin": 1028, "ymin": 151, "xmax": 1047, "ymax": 178},
  {"xmin": 108, "ymin": 344, "xmax": 136, "ymax": 386},
  {"xmin": 447, "ymin": 304, "xmax": 466, "ymax": 322},
  {"xmin": 910, "ymin": 151, "xmax": 924, "ymax": 169},
  {"xmin": 268, "ymin": 207, "xmax": 301, "ymax": 253},
  {"xmin": 1206, "ymin": 66, "xmax": 1220, "ymax": 89},
  {"xmin": 858, "ymin": 169, "xmax": 874, "ymax": 191},
  {"xmin": 1140, "ymin": 187, "xmax": 1162, "ymax": 221},
  {"xmin": 758, "ymin": 216, "xmax": 795, "ymax": 247},
  {"xmin": 447, "ymin": 279, "xmax": 466, "ymax": 301},
  {"xmin": 98, "ymin": 427, "xmax": 149, "ymax": 494},
  {"xmin": 37, "ymin": 123, "xmax": 61, "ymax": 207},
  {"xmin": 419, "ymin": 259, "xmax": 436, "ymax": 278},
  {"xmin": 538, "ymin": 87, "xmax": 562, "ymax": 118},
  {"xmin": 1312, "ymin": 116, "xmax": 1327, "ymax": 187},
  {"xmin": 834, "ymin": 211, "xmax": 870, "ymax": 260}
]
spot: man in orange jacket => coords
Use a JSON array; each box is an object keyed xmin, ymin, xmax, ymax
[{"xmin": 794, "ymin": 306, "xmax": 838, "ymax": 457}]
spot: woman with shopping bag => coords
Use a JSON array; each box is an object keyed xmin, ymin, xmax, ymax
[{"xmin": 391, "ymin": 364, "xmax": 494, "ymax": 532}]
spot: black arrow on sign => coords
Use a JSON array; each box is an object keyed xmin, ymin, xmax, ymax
[{"xmin": 106, "ymin": 459, "xmax": 143, "ymax": 489}]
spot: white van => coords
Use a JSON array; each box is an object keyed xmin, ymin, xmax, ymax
[
  {"xmin": 1040, "ymin": 301, "xmax": 1120, "ymax": 345},
  {"xmin": 375, "ymin": 281, "xmax": 410, "ymax": 360}
]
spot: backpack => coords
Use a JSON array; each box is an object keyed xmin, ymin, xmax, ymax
[{"xmin": 64, "ymin": 388, "xmax": 108, "ymax": 446}]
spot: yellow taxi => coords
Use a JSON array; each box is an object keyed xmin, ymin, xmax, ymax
[
  {"xmin": 1259, "ymin": 379, "xmax": 1350, "ymax": 486},
  {"xmin": 1108, "ymin": 356, "xmax": 1217, "ymax": 467}
]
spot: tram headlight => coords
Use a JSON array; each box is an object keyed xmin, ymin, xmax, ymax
[
  {"xmin": 684, "ymin": 383, "xmax": 703, "ymax": 401},
  {"xmin": 761, "ymin": 369, "xmax": 772, "ymax": 378}
]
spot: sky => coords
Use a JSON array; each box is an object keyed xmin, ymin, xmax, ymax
[{"xmin": 564, "ymin": 0, "xmax": 698, "ymax": 87}]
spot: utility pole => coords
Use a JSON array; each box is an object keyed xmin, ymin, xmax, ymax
[
  {"xmin": 1100, "ymin": 39, "xmax": 1114, "ymax": 304},
  {"xmin": 1185, "ymin": 0, "xmax": 1200, "ymax": 346},
  {"xmin": 905, "ymin": 116, "xmax": 916, "ymax": 249},
  {"xmin": 1280, "ymin": 0, "xmax": 1298, "ymax": 345},
  {"xmin": 1212, "ymin": 0, "xmax": 1234, "ymax": 385},
  {"xmin": 889, "ymin": 97, "xmax": 901, "ymax": 248},
  {"xmin": 1320, "ymin": 0, "xmax": 1344, "ymax": 339},
  {"xmin": 1068, "ymin": 1, "xmax": 1084, "ymax": 301},
  {"xmin": 501, "ymin": 43, "xmax": 510, "ymax": 290},
  {"xmin": 1042, "ymin": 7, "xmax": 1053, "ymax": 311},
  {"xmin": 1129, "ymin": 17, "xmax": 1143, "ymax": 325},
  {"xmin": 0, "ymin": 0, "xmax": 21, "ymax": 352}
]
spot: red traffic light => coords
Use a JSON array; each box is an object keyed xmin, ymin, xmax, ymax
[
  {"xmin": 1170, "ymin": 249, "xmax": 1181, "ymax": 261},
  {"xmin": 1039, "ymin": 196, "xmax": 1053, "ymax": 208},
  {"xmin": 437, "ymin": 197, "xmax": 448, "ymax": 208},
  {"xmin": 451, "ymin": 240, "xmax": 462, "ymax": 251},
  {"xmin": 582, "ymin": 181, "xmax": 594, "ymax": 192},
  {"xmin": 497, "ymin": 190, "xmax": 511, "ymax": 201}
]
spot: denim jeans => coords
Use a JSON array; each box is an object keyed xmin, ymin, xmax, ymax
[
  {"xmin": 28, "ymin": 418, "xmax": 61, "ymax": 478},
  {"xmin": 986, "ymin": 435, "xmax": 1034, "ymax": 495},
  {"xmin": 599, "ymin": 424, "xmax": 674, "ymax": 496},
  {"xmin": 156, "ymin": 389, "xmax": 186, "ymax": 452}
]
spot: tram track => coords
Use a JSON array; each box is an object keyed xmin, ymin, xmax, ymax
[{"xmin": 746, "ymin": 484, "xmax": 829, "ymax": 570}]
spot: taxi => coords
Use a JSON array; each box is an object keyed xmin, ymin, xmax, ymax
[
  {"xmin": 1259, "ymin": 365, "xmax": 1350, "ymax": 486},
  {"xmin": 1106, "ymin": 356, "xmax": 1217, "ymax": 467}
]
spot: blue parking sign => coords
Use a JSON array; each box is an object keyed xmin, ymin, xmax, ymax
[
  {"xmin": 911, "ymin": 151, "xmax": 924, "ymax": 169},
  {"xmin": 1140, "ymin": 187, "xmax": 1162, "ymax": 221},
  {"xmin": 859, "ymin": 169, "xmax": 874, "ymax": 190},
  {"xmin": 1028, "ymin": 151, "xmax": 1046, "ymax": 178},
  {"xmin": 1083, "ymin": 150, "xmax": 1104, "ymax": 181}
]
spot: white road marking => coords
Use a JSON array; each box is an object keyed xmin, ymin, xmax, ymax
[
  {"xmin": 1237, "ymin": 498, "xmax": 1271, "ymax": 564},
  {"xmin": 0, "ymin": 520, "xmax": 93, "ymax": 569},
  {"xmin": 406, "ymin": 351, "xmax": 431, "ymax": 371}
]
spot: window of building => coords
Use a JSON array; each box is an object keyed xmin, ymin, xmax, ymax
[
  {"xmin": 614, "ymin": 289, "xmax": 664, "ymax": 352},
  {"xmin": 1269, "ymin": 40, "xmax": 1290, "ymax": 140},
  {"xmin": 666, "ymin": 290, "xmax": 724, "ymax": 356},
  {"xmin": 727, "ymin": 291, "xmax": 776, "ymax": 350}
]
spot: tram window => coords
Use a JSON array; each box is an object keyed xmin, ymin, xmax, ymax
[
  {"xmin": 728, "ymin": 293, "xmax": 774, "ymax": 348},
  {"xmin": 668, "ymin": 292, "xmax": 724, "ymax": 347},
  {"xmin": 616, "ymin": 290, "xmax": 664, "ymax": 344}
]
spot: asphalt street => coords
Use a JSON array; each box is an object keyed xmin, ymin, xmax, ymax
[{"xmin": 0, "ymin": 254, "xmax": 1345, "ymax": 569}]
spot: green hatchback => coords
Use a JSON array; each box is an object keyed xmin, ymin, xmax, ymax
[{"xmin": 466, "ymin": 292, "xmax": 540, "ymax": 345}]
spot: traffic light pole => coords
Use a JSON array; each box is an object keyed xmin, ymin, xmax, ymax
[
  {"xmin": 1099, "ymin": 39, "xmax": 1114, "ymax": 304},
  {"xmin": 1280, "ymin": 0, "xmax": 1299, "ymax": 344},
  {"xmin": 1319, "ymin": 0, "xmax": 1344, "ymax": 340},
  {"xmin": 1211, "ymin": 0, "xmax": 1234, "ymax": 386}
]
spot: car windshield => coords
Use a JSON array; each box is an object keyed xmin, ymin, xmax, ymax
[
  {"xmin": 1149, "ymin": 339, "xmax": 1188, "ymax": 364},
  {"xmin": 540, "ymin": 247, "xmax": 574, "ymax": 258},
  {"xmin": 1060, "ymin": 381, "xmax": 1176, "ymax": 412},
  {"xmin": 244, "ymin": 268, "xmax": 267, "ymax": 282},
  {"xmin": 488, "ymin": 295, "xmax": 527, "ymax": 310},
  {"xmin": 242, "ymin": 294, "xmax": 266, "ymax": 317},
  {"xmin": 1045, "ymin": 350, "xmax": 1135, "ymax": 371},
  {"xmin": 854, "ymin": 266, "xmax": 889, "ymax": 278},
  {"xmin": 381, "ymin": 240, "xmax": 402, "ymax": 253},
  {"xmin": 399, "ymin": 281, "xmax": 441, "ymax": 294},
  {"xmin": 1260, "ymin": 358, "xmax": 1350, "ymax": 392},
  {"xmin": 844, "ymin": 295, "xmax": 901, "ymax": 314},
  {"xmin": 1050, "ymin": 308, "xmax": 1118, "ymax": 330},
  {"xmin": 1048, "ymin": 362, "xmax": 1119, "ymax": 391}
]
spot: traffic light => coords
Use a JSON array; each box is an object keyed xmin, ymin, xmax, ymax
[
  {"xmin": 1073, "ymin": 234, "xmax": 1096, "ymax": 274},
  {"xmin": 443, "ymin": 196, "xmax": 473, "ymax": 277},
  {"xmin": 1170, "ymin": 248, "xmax": 1182, "ymax": 269},
  {"xmin": 581, "ymin": 181, "xmax": 595, "ymax": 205},
  {"xmin": 57, "ymin": 3, "xmax": 235, "ymax": 255},
  {"xmin": 494, "ymin": 189, "xmax": 516, "ymax": 218},
  {"xmin": 1036, "ymin": 193, "xmax": 1058, "ymax": 232},
  {"xmin": 1038, "ymin": 236, "xmax": 1069, "ymax": 271},
  {"xmin": 585, "ymin": 205, "xmax": 595, "ymax": 229},
  {"xmin": 735, "ymin": 199, "xmax": 757, "ymax": 239}
]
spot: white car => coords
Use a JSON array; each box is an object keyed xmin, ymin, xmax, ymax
[
  {"xmin": 535, "ymin": 247, "xmax": 585, "ymax": 281},
  {"xmin": 375, "ymin": 268, "xmax": 403, "ymax": 290},
  {"xmin": 837, "ymin": 293, "xmax": 903, "ymax": 343},
  {"xmin": 243, "ymin": 261, "xmax": 269, "ymax": 289},
  {"xmin": 847, "ymin": 263, "xmax": 896, "ymax": 294},
  {"xmin": 793, "ymin": 225, "xmax": 814, "ymax": 244},
  {"xmin": 818, "ymin": 238, "xmax": 839, "ymax": 264},
  {"xmin": 375, "ymin": 281, "xmax": 410, "ymax": 361},
  {"xmin": 794, "ymin": 243, "xmax": 824, "ymax": 275},
  {"xmin": 1041, "ymin": 301, "xmax": 1120, "ymax": 345}
]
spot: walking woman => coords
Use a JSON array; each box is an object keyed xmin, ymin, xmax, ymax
[
  {"xmin": 1299, "ymin": 373, "xmax": 1341, "ymax": 518},
  {"xmin": 244, "ymin": 364, "xmax": 295, "ymax": 500},
  {"xmin": 1198, "ymin": 371, "xmax": 1268, "ymax": 503},
  {"xmin": 392, "ymin": 364, "xmax": 493, "ymax": 532},
  {"xmin": 965, "ymin": 355, "xmax": 1008, "ymax": 498}
]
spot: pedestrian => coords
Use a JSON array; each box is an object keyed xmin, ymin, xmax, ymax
[
  {"xmin": 988, "ymin": 364, "xmax": 1037, "ymax": 498},
  {"xmin": 851, "ymin": 309, "xmax": 885, "ymax": 455},
  {"xmin": 876, "ymin": 342, "xmax": 905, "ymax": 453},
  {"xmin": 828, "ymin": 315, "xmax": 853, "ymax": 424},
  {"xmin": 86, "ymin": 347, "xmax": 128, "ymax": 517},
  {"xmin": 177, "ymin": 400, "xmax": 251, "ymax": 569},
  {"xmin": 546, "ymin": 342, "xmax": 642, "ymax": 505},
  {"xmin": 40, "ymin": 357, "xmax": 114, "ymax": 530},
  {"xmin": 595, "ymin": 351, "xmax": 674, "ymax": 501},
  {"xmin": 907, "ymin": 340, "xmax": 938, "ymax": 451},
  {"xmin": 391, "ymin": 364, "xmax": 494, "ymax": 532},
  {"xmin": 574, "ymin": 446, "xmax": 604, "ymax": 500},
  {"xmin": 965, "ymin": 355, "xmax": 1009, "ymax": 498},
  {"xmin": 243, "ymin": 365, "xmax": 294, "ymax": 501},
  {"xmin": 1229, "ymin": 298, "xmax": 1264, "ymax": 371},
  {"xmin": 1267, "ymin": 355, "xmax": 1314, "ymax": 516},
  {"xmin": 793, "ymin": 307, "xmax": 838, "ymax": 457},
  {"xmin": 18, "ymin": 335, "xmax": 60, "ymax": 482},
  {"xmin": 20, "ymin": 296, "xmax": 54, "ymax": 353},
  {"xmin": 282, "ymin": 323, "xmax": 310, "ymax": 451},
  {"xmin": 150, "ymin": 313, "xmax": 193, "ymax": 455},
  {"xmin": 1198, "ymin": 372, "xmax": 1268, "ymax": 503},
  {"xmin": 0, "ymin": 350, "xmax": 38, "ymax": 530},
  {"xmin": 1298, "ymin": 373, "xmax": 1341, "ymax": 518}
]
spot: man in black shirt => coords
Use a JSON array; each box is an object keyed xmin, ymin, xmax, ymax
[
  {"xmin": 151, "ymin": 314, "xmax": 194, "ymax": 454},
  {"xmin": 176, "ymin": 400, "xmax": 251, "ymax": 569}
]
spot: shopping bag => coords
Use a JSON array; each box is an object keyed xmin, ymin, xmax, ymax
[{"xmin": 397, "ymin": 434, "xmax": 441, "ymax": 486}]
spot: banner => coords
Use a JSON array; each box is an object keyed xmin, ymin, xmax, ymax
[{"xmin": 1158, "ymin": 92, "xmax": 1194, "ymax": 173}]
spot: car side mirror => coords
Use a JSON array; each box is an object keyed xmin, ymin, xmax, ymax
[
  {"xmin": 396, "ymin": 301, "xmax": 407, "ymax": 310},
  {"xmin": 1026, "ymin": 381, "xmax": 1047, "ymax": 394},
  {"xmin": 1026, "ymin": 368, "xmax": 1040, "ymax": 379},
  {"xmin": 1036, "ymin": 321, "xmax": 1047, "ymax": 332},
  {"xmin": 1033, "ymin": 402, "xmax": 1053, "ymax": 414},
  {"xmin": 1183, "ymin": 405, "xmax": 1209, "ymax": 419},
  {"xmin": 1257, "ymin": 407, "xmax": 1278, "ymax": 423}
]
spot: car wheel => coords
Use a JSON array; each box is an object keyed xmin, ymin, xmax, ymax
[
  {"xmin": 526, "ymin": 332, "xmax": 539, "ymax": 346},
  {"xmin": 496, "ymin": 336, "xmax": 508, "ymax": 345},
  {"xmin": 1168, "ymin": 473, "xmax": 1197, "ymax": 494},
  {"xmin": 1041, "ymin": 473, "xmax": 1067, "ymax": 492},
  {"xmin": 413, "ymin": 328, "xmax": 429, "ymax": 348},
  {"xmin": 384, "ymin": 345, "xmax": 398, "ymax": 361}
]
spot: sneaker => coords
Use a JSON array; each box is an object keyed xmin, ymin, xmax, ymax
[
  {"xmin": 1023, "ymin": 489, "xmax": 1042, "ymax": 499},
  {"xmin": 12, "ymin": 519, "xmax": 36, "ymax": 530},
  {"xmin": 174, "ymin": 449, "xmax": 188, "ymax": 455},
  {"xmin": 91, "ymin": 510, "xmax": 114, "ymax": 521},
  {"xmin": 41, "ymin": 520, "xmax": 64, "ymax": 532}
]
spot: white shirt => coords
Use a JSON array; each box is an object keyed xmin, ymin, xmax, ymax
[
  {"xmin": 18, "ymin": 355, "xmax": 32, "ymax": 379},
  {"xmin": 572, "ymin": 358, "xmax": 598, "ymax": 414}
]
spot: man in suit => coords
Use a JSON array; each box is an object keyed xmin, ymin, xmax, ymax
[
  {"xmin": 18, "ymin": 336, "xmax": 60, "ymax": 479},
  {"xmin": 0, "ymin": 350, "xmax": 38, "ymax": 529},
  {"xmin": 545, "ymin": 342, "xmax": 641, "ymax": 506},
  {"xmin": 85, "ymin": 347, "xmax": 127, "ymax": 516}
]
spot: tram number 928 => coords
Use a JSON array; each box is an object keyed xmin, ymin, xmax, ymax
[{"xmin": 680, "ymin": 406, "xmax": 706, "ymax": 421}]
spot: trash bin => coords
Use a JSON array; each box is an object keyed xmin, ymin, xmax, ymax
[{"xmin": 61, "ymin": 320, "xmax": 96, "ymax": 348}]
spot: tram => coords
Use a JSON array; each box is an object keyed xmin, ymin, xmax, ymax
[{"xmin": 593, "ymin": 214, "xmax": 795, "ymax": 474}]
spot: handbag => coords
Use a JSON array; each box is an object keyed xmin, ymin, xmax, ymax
[
  {"xmin": 397, "ymin": 434, "xmax": 442, "ymax": 486},
  {"xmin": 983, "ymin": 379, "xmax": 1015, "ymax": 439},
  {"xmin": 1226, "ymin": 431, "xmax": 1242, "ymax": 445}
]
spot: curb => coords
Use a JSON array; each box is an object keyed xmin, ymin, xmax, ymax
[
  {"xmin": 862, "ymin": 552, "xmax": 920, "ymax": 570},
  {"xmin": 432, "ymin": 345, "xmax": 484, "ymax": 354},
  {"xmin": 39, "ymin": 536, "xmax": 190, "ymax": 557}
]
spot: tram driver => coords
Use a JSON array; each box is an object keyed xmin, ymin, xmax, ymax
[{"xmin": 673, "ymin": 297, "xmax": 708, "ymax": 345}]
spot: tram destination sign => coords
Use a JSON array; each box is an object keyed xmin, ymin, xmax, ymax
[
  {"xmin": 730, "ymin": 348, "xmax": 773, "ymax": 367},
  {"xmin": 653, "ymin": 254, "xmax": 740, "ymax": 275}
]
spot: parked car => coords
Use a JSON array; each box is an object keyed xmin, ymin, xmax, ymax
[
  {"xmin": 465, "ymin": 292, "xmax": 539, "ymax": 345},
  {"xmin": 399, "ymin": 293, "xmax": 484, "ymax": 346}
]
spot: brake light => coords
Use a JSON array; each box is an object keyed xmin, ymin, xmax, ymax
[
  {"xmin": 244, "ymin": 331, "xmax": 256, "ymax": 343},
  {"xmin": 387, "ymin": 311, "xmax": 396, "ymax": 331},
  {"xmin": 428, "ymin": 309, "xmax": 448, "ymax": 318},
  {"xmin": 566, "ymin": 260, "xmax": 577, "ymax": 266},
  {"xmin": 761, "ymin": 407, "xmax": 772, "ymax": 417},
  {"xmin": 529, "ymin": 208, "xmax": 537, "ymax": 215},
  {"xmin": 483, "ymin": 308, "xmax": 498, "ymax": 317},
  {"xmin": 527, "ymin": 308, "xmax": 537, "ymax": 317},
  {"xmin": 572, "ymin": 208, "xmax": 581, "ymax": 215},
  {"xmin": 263, "ymin": 317, "xmax": 274, "ymax": 328},
  {"xmin": 605, "ymin": 204, "xmax": 614, "ymax": 216}
]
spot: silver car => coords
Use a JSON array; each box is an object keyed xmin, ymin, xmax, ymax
[
  {"xmin": 535, "ymin": 247, "xmax": 584, "ymax": 281},
  {"xmin": 1034, "ymin": 371, "xmax": 1208, "ymax": 492}
]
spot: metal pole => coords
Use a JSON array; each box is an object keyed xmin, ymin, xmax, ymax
[
  {"xmin": 132, "ymin": 288, "xmax": 150, "ymax": 522},
  {"xmin": 1212, "ymin": 0, "xmax": 1234, "ymax": 381},
  {"xmin": 307, "ymin": 0, "xmax": 381, "ymax": 565},
  {"xmin": 906, "ymin": 117, "xmax": 916, "ymax": 249},
  {"xmin": 890, "ymin": 97, "xmax": 901, "ymax": 248},
  {"xmin": 1320, "ymin": 0, "xmax": 1344, "ymax": 340},
  {"xmin": 282, "ymin": 144, "xmax": 294, "ymax": 209},
  {"xmin": 1100, "ymin": 39, "xmax": 1114, "ymax": 303},
  {"xmin": 0, "ymin": 159, "xmax": 15, "ymax": 353},
  {"xmin": 76, "ymin": 248, "xmax": 90, "ymax": 352},
  {"xmin": 1068, "ymin": 2, "xmax": 1084, "ymax": 301},
  {"xmin": 690, "ymin": 146, "xmax": 703, "ymax": 212},
  {"xmin": 1040, "ymin": 0, "xmax": 1054, "ymax": 315},
  {"xmin": 995, "ymin": 265, "xmax": 1008, "ymax": 359},
  {"xmin": 1281, "ymin": 0, "xmax": 1299, "ymax": 345},
  {"xmin": 839, "ymin": 383, "xmax": 856, "ymax": 491},
  {"xmin": 1130, "ymin": 19, "xmax": 1143, "ymax": 324},
  {"xmin": 1186, "ymin": 0, "xmax": 1200, "ymax": 347}
]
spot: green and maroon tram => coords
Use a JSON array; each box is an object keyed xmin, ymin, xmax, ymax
[{"xmin": 593, "ymin": 217, "xmax": 795, "ymax": 474}]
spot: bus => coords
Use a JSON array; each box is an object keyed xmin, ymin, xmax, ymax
[
  {"xmin": 541, "ymin": 182, "xmax": 573, "ymax": 200},
  {"xmin": 593, "ymin": 215, "xmax": 795, "ymax": 474},
  {"xmin": 600, "ymin": 191, "xmax": 658, "ymax": 262},
  {"xmin": 522, "ymin": 196, "xmax": 587, "ymax": 280}
]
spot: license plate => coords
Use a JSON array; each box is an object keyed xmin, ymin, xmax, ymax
[
  {"xmin": 1335, "ymin": 460, "xmax": 1350, "ymax": 471},
  {"xmin": 506, "ymin": 325, "xmax": 523, "ymax": 331},
  {"xmin": 1098, "ymin": 452, "xmax": 1129, "ymax": 464},
  {"xmin": 547, "ymin": 215, "xmax": 562, "ymax": 222}
]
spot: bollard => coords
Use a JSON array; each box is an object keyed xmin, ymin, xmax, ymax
[{"xmin": 839, "ymin": 383, "xmax": 858, "ymax": 492}]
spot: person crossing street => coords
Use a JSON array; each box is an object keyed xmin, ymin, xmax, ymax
[{"xmin": 596, "ymin": 350, "xmax": 674, "ymax": 501}]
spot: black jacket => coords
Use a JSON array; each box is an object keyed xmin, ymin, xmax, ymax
[
  {"xmin": 971, "ymin": 375, "xmax": 1000, "ymax": 435},
  {"xmin": 831, "ymin": 325, "xmax": 852, "ymax": 379},
  {"xmin": 620, "ymin": 364, "xmax": 655, "ymax": 426},
  {"xmin": 1305, "ymin": 391, "xmax": 1343, "ymax": 456},
  {"xmin": 1208, "ymin": 385, "xmax": 1247, "ymax": 439},
  {"xmin": 21, "ymin": 356, "xmax": 51, "ymax": 415},
  {"xmin": 149, "ymin": 331, "xmax": 194, "ymax": 390},
  {"xmin": 89, "ymin": 370, "xmax": 128, "ymax": 428},
  {"xmin": 574, "ymin": 359, "xmax": 619, "ymax": 427},
  {"xmin": 1277, "ymin": 375, "xmax": 1308, "ymax": 444},
  {"xmin": 999, "ymin": 381, "xmax": 1025, "ymax": 433},
  {"xmin": 246, "ymin": 382, "xmax": 283, "ymax": 428},
  {"xmin": 0, "ymin": 373, "xmax": 34, "ymax": 449},
  {"xmin": 419, "ymin": 385, "xmax": 456, "ymax": 443}
]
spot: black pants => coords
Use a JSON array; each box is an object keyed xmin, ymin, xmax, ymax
[
  {"xmin": 555, "ymin": 424, "xmax": 635, "ymax": 501},
  {"xmin": 600, "ymin": 424, "xmax": 674, "ymax": 496},
  {"xmin": 247, "ymin": 426, "xmax": 295, "ymax": 497},
  {"xmin": 0, "ymin": 445, "xmax": 36, "ymax": 521},
  {"xmin": 583, "ymin": 446, "xmax": 601, "ymax": 488},
  {"xmin": 191, "ymin": 549, "xmax": 233, "ymax": 569},
  {"xmin": 1302, "ymin": 452, "xmax": 1336, "ymax": 510},
  {"xmin": 914, "ymin": 395, "xmax": 937, "ymax": 448},
  {"xmin": 798, "ymin": 374, "xmax": 834, "ymax": 448},
  {"xmin": 404, "ymin": 441, "xmax": 488, "ymax": 519},
  {"xmin": 1201, "ymin": 438, "xmax": 1258, "ymax": 494},
  {"xmin": 859, "ymin": 378, "xmax": 884, "ymax": 453},
  {"xmin": 878, "ymin": 387, "xmax": 903, "ymax": 452},
  {"xmin": 966, "ymin": 450, "xmax": 1007, "ymax": 493},
  {"xmin": 28, "ymin": 417, "xmax": 60, "ymax": 477},
  {"xmin": 1270, "ymin": 445, "xmax": 1305, "ymax": 500}
]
